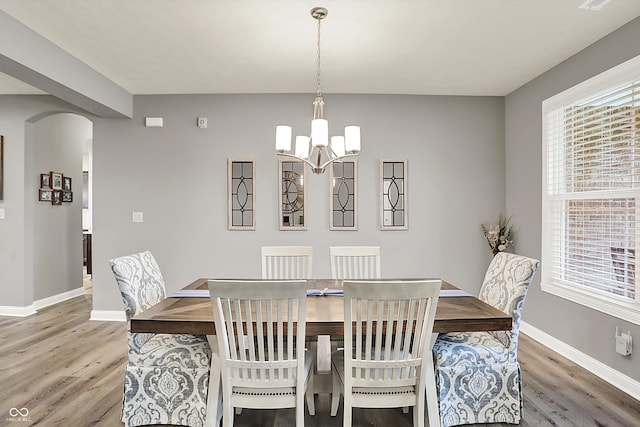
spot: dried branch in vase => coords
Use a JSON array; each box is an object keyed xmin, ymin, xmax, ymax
[{"xmin": 482, "ymin": 213, "xmax": 514, "ymax": 256}]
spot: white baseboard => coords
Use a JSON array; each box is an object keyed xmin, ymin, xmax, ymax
[
  {"xmin": 521, "ymin": 321, "xmax": 640, "ymax": 401},
  {"xmin": 0, "ymin": 287, "xmax": 86, "ymax": 317},
  {"xmin": 90, "ymin": 310, "xmax": 126, "ymax": 322},
  {"xmin": 34, "ymin": 287, "xmax": 85, "ymax": 310},
  {"xmin": 0, "ymin": 304, "xmax": 37, "ymax": 317}
]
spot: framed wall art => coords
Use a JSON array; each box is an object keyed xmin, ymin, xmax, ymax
[
  {"xmin": 329, "ymin": 160, "xmax": 357, "ymax": 230},
  {"xmin": 39, "ymin": 189, "xmax": 52, "ymax": 202},
  {"xmin": 51, "ymin": 172, "xmax": 63, "ymax": 190},
  {"xmin": 39, "ymin": 170, "xmax": 72, "ymax": 206},
  {"xmin": 40, "ymin": 173, "xmax": 51, "ymax": 189},
  {"xmin": 227, "ymin": 158, "xmax": 256, "ymax": 230},
  {"xmin": 279, "ymin": 159, "xmax": 306, "ymax": 230},
  {"xmin": 52, "ymin": 190, "xmax": 62, "ymax": 206},
  {"xmin": 380, "ymin": 159, "xmax": 408, "ymax": 230}
]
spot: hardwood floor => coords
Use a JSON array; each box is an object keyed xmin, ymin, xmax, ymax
[{"xmin": 1, "ymin": 295, "xmax": 638, "ymax": 427}]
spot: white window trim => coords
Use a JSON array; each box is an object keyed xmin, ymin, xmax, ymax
[{"xmin": 541, "ymin": 54, "xmax": 640, "ymax": 326}]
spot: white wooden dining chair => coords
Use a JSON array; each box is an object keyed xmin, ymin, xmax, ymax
[
  {"xmin": 329, "ymin": 246, "xmax": 381, "ymax": 279},
  {"xmin": 110, "ymin": 251, "xmax": 216, "ymax": 427},
  {"xmin": 328, "ymin": 246, "xmax": 381, "ymax": 408},
  {"xmin": 261, "ymin": 246, "xmax": 313, "ymax": 279},
  {"xmin": 331, "ymin": 279, "xmax": 442, "ymax": 427},
  {"xmin": 208, "ymin": 279, "xmax": 315, "ymax": 427},
  {"xmin": 432, "ymin": 252, "xmax": 539, "ymax": 427}
]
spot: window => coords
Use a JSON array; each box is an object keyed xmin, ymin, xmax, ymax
[{"xmin": 542, "ymin": 55, "xmax": 640, "ymax": 324}]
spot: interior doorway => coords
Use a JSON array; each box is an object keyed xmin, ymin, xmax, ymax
[{"xmin": 28, "ymin": 112, "xmax": 92, "ymax": 304}]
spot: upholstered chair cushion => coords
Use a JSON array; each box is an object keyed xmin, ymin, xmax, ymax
[
  {"xmin": 111, "ymin": 250, "xmax": 167, "ymax": 320},
  {"xmin": 432, "ymin": 252, "xmax": 539, "ymax": 427},
  {"xmin": 478, "ymin": 252, "xmax": 540, "ymax": 352},
  {"xmin": 122, "ymin": 333, "xmax": 212, "ymax": 427},
  {"xmin": 434, "ymin": 331, "xmax": 512, "ymax": 366},
  {"xmin": 110, "ymin": 251, "xmax": 213, "ymax": 427}
]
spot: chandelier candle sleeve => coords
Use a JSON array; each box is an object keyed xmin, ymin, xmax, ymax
[
  {"xmin": 276, "ymin": 125, "xmax": 292, "ymax": 152},
  {"xmin": 345, "ymin": 126, "xmax": 361, "ymax": 153},
  {"xmin": 311, "ymin": 119, "xmax": 329, "ymax": 147}
]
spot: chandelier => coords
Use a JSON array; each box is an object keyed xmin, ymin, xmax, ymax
[{"xmin": 275, "ymin": 7, "xmax": 360, "ymax": 174}]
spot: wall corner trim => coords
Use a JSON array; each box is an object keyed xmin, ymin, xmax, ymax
[
  {"xmin": 90, "ymin": 310, "xmax": 126, "ymax": 322},
  {"xmin": 521, "ymin": 321, "xmax": 640, "ymax": 401}
]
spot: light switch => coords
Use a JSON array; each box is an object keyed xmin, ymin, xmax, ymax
[
  {"xmin": 145, "ymin": 117, "xmax": 163, "ymax": 127},
  {"xmin": 0, "ymin": 208, "xmax": 4, "ymax": 219},
  {"xmin": 132, "ymin": 211, "xmax": 144, "ymax": 223}
]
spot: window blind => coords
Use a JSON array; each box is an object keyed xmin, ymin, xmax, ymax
[{"xmin": 544, "ymin": 79, "xmax": 640, "ymax": 302}]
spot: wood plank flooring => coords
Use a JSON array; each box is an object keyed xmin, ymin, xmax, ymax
[{"xmin": 1, "ymin": 295, "xmax": 638, "ymax": 426}]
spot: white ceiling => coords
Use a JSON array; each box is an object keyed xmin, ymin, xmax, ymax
[{"xmin": 1, "ymin": 0, "xmax": 639, "ymax": 97}]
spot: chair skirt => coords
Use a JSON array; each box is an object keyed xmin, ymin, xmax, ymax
[
  {"xmin": 433, "ymin": 331, "xmax": 522, "ymax": 427},
  {"xmin": 122, "ymin": 333, "xmax": 212, "ymax": 427}
]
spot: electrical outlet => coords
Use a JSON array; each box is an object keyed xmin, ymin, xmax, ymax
[
  {"xmin": 615, "ymin": 327, "xmax": 632, "ymax": 356},
  {"xmin": 197, "ymin": 117, "xmax": 207, "ymax": 129}
]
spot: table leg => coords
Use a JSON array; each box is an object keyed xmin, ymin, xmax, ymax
[
  {"xmin": 425, "ymin": 333, "xmax": 441, "ymax": 427},
  {"xmin": 316, "ymin": 335, "xmax": 332, "ymax": 373},
  {"xmin": 206, "ymin": 336, "xmax": 222, "ymax": 427}
]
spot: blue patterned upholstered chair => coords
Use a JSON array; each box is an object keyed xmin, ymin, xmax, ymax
[
  {"xmin": 110, "ymin": 251, "xmax": 213, "ymax": 427},
  {"xmin": 432, "ymin": 252, "xmax": 539, "ymax": 427}
]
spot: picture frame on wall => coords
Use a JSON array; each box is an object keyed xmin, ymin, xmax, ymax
[
  {"xmin": 63, "ymin": 176, "xmax": 72, "ymax": 191},
  {"xmin": 39, "ymin": 189, "xmax": 52, "ymax": 202},
  {"xmin": 227, "ymin": 158, "xmax": 256, "ymax": 230},
  {"xmin": 51, "ymin": 172, "xmax": 63, "ymax": 190},
  {"xmin": 52, "ymin": 190, "xmax": 62, "ymax": 205},
  {"xmin": 62, "ymin": 191, "xmax": 73, "ymax": 203},
  {"xmin": 40, "ymin": 173, "xmax": 51, "ymax": 189},
  {"xmin": 329, "ymin": 160, "xmax": 358, "ymax": 230},
  {"xmin": 379, "ymin": 159, "xmax": 408, "ymax": 230},
  {"xmin": 279, "ymin": 159, "xmax": 306, "ymax": 230}
]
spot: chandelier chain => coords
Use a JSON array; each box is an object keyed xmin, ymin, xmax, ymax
[{"xmin": 316, "ymin": 16, "xmax": 322, "ymax": 97}]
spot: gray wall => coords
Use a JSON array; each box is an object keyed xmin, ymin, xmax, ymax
[
  {"xmin": 91, "ymin": 94, "xmax": 505, "ymax": 311},
  {"xmin": 505, "ymin": 17, "xmax": 640, "ymax": 380}
]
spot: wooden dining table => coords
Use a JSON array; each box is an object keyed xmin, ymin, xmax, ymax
[
  {"xmin": 130, "ymin": 278, "xmax": 511, "ymax": 427},
  {"xmin": 131, "ymin": 278, "xmax": 512, "ymax": 335}
]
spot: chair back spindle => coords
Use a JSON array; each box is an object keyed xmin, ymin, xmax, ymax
[
  {"xmin": 333, "ymin": 279, "xmax": 442, "ymax": 427},
  {"xmin": 262, "ymin": 246, "xmax": 313, "ymax": 279},
  {"xmin": 330, "ymin": 246, "xmax": 380, "ymax": 279},
  {"xmin": 208, "ymin": 279, "xmax": 315, "ymax": 426}
]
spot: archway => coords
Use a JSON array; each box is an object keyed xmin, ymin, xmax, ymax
[{"xmin": 25, "ymin": 112, "xmax": 93, "ymax": 309}]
